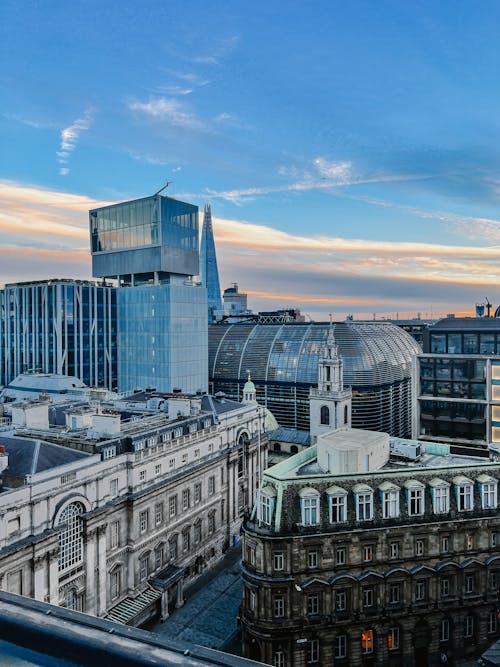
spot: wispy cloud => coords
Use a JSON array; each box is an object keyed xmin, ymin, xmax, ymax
[
  {"xmin": 128, "ymin": 97, "xmax": 206, "ymax": 131},
  {"xmin": 57, "ymin": 108, "xmax": 94, "ymax": 176},
  {"xmin": 126, "ymin": 150, "xmax": 170, "ymax": 166},
  {"xmin": 153, "ymin": 85, "xmax": 193, "ymax": 96},
  {"xmin": 191, "ymin": 35, "xmax": 240, "ymax": 66}
]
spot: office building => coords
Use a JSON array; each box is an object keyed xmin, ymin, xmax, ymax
[
  {"xmin": 223, "ymin": 284, "xmax": 249, "ymax": 316},
  {"xmin": 209, "ymin": 322, "xmax": 420, "ymax": 437},
  {"xmin": 200, "ymin": 204, "xmax": 223, "ymax": 323},
  {"xmin": 0, "ymin": 279, "xmax": 117, "ymax": 390},
  {"xmin": 414, "ymin": 317, "xmax": 500, "ymax": 452},
  {"xmin": 0, "ymin": 388, "xmax": 268, "ymax": 626},
  {"xmin": 241, "ymin": 430, "xmax": 500, "ymax": 666},
  {"xmin": 89, "ymin": 194, "xmax": 207, "ymax": 394}
]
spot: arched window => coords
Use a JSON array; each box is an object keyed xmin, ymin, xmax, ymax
[
  {"xmin": 320, "ymin": 406, "xmax": 330, "ymax": 425},
  {"xmin": 58, "ymin": 502, "xmax": 85, "ymax": 571}
]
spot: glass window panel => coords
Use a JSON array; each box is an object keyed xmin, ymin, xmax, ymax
[
  {"xmin": 463, "ymin": 334, "xmax": 479, "ymax": 354},
  {"xmin": 447, "ymin": 334, "xmax": 462, "ymax": 354}
]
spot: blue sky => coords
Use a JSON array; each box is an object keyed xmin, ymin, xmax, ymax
[{"xmin": 2, "ymin": 0, "xmax": 500, "ymax": 319}]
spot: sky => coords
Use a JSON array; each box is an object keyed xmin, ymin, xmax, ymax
[{"xmin": 2, "ymin": 0, "xmax": 500, "ymax": 320}]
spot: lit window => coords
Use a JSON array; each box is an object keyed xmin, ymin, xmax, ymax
[
  {"xmin": 387, "ymin": 627, "xmax": 399, "ymax": 651},
  {"xmin": 361, "ymin": 630, "xmax": 374, "ymax": 654},
  {"xmin": 307, "ymin": 639, "xmax": 319, "ymax": 664},
  {"xmin": 355, "ymin": 491, "xmax": 373, "ymax": 521},
  {"xmin": 334, "ymin": 635, "xmax": 347, "ymax": 659},
  {"xmin": 57, "ymin": 502, "xmax": 84, "ymax": 571},
  {"xmin": 273, "ymin": 552, "xmax": 284, "ymax": 571}
]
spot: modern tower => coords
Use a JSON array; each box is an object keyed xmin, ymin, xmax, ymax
[
  {"xmin": 90, "ymin": 194, "xmax": 208, "ymax": 394},
  {"xmin": 199, "ymin": 204, "xmax": 222, "ymax": 323}
]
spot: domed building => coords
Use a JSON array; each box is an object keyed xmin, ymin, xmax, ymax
[{"xmin": 209, "ymin": 322, "xmax": 421, "ymax": 438}]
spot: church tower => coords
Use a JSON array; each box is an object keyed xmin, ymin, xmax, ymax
[{"xmin": 309, "ymin": 326, "xmax": 352, "ymax": 442}]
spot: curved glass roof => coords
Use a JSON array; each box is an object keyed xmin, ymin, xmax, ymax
[{"xmin": 209, "ymin": 322, "xmax": 420, "ymax": 387}]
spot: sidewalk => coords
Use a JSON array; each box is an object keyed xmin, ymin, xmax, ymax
[{"xmin": 149, "ymin": 547, "xmax": 243, "ymax": 651}]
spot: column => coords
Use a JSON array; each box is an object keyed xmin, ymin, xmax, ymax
[
  {"xmin": 33, "ymin": 554, "xmax": 46, "ymax": 602},
  {"xmin": 48, "ymin": 548, "xmax": 59, "ymax": 605},
  {"xmin": 96, "ymin": 524, "xmax": 107, "ymax": 616},
  {"xmin": 176, "ymin": 580, "xmax": 184, "ymax": 608},
  {"xmin": 160, "ymin": 588, "xmax": 169, "ymax": 620},
  {"xmin": 85, "ymin": 528, "xmax": 97, "ymax": 615}
]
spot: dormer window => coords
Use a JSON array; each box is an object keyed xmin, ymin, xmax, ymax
[
  {"xmin": 404, "ymin": 480, "xmax": 425, "ymax": 516},
  {"xmin": 257, "ymin": 486, "xmax": 277, "ymax": 526},
  {"xmin": 353, "ymin": 484, "xmax": 373, "ymax": 521},
  {"xmin": 326, "ymin": 486, "xmax": 347, "ymax": 523},
  {"xmin": 454, "ymin": 476, "xmax": 474, "ymax": 511},
  {"xmin": 429, "ymin": 478, "xmax": 450, "ymax": 514},
  {"xmin": 478, "ymin": 475, "xmax": 498, "ymax": 509},
  {"xmin": 299, "ymin": 488, "xmax": 320, "ymax": 526},
  {"xmin": 379, "ymin": 482, "xmax": 400, "ymax": 519}
]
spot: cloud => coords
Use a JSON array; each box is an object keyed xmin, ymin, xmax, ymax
[
  {"xmin": 126, "ymin": 150, "xmax": 170, "ymax": 166},
  {"xmin": 153, "ymin": 85, "xmax": 193, "ymax": 96},
  {"xmin": 128, "ymin": 97, "xmax": 206, "ymax": 131},
  {"xmin": 58, "ymin": 108, "xmax": 94, "ymax": 175},
  {"xmin": 312, "ymin": 157, "xmax": 353, "ymax": 183}
]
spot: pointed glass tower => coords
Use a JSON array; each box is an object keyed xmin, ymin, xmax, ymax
[{"xmin": 200, "ymin": 204, "xmax": 223, "ymax": 322}]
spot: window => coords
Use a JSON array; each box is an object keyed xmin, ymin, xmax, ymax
[
  {"xmin": 440, "ymin": 618, "xmax": 450, "ymax": 642},
  {"xmin": 249, "ymin": 589, "xmax": 256, "ymax": 611},
  {"xmin": 335, "ymin": 546, "xmax": 346, "ymax": 566},
  {"xmin": 208, "ymin": 476, "xmax": 215, "ymax": 496},
  {"xmin": 194, "ymin": 520, "xmax": 202, "ymax": 544},
  {"xmin": 415, "ymin": 580, "xmax": 426, "ymax": 601},
  {"xmin": 169, "ymin": 495, "xmax": 177, "ymax": 518},
  {"xmin": 387, "ymin": 627, "xmax": 399, "ymax": 651},
  {"xmin": 169, "ymin": 458, "xmax": 175, "ymax": 469},
  {"xmin": 135, "ymin": 440, "xmax": 145, "ymax": 451},
  {"xmin": 415, "ymin": 539, "xmax": 425, "ymax": 556},
  {"xmin": 361, "ymin": 630, "xmax": 374, "ymax": 654},
  {"xmin": 155, "ymin": 463, "xmax": 162, "ymax": 476},
  {"xmin": 335, "ymin": 590, "xmax": 347, "ymax": 612},
  {"xmin": 258, "ymin": 491, "xmax": 274, "ymax": 525},
  {"xmin": 110, "ymin": 478, "xmax": 118, "ymax": 497},
  {"xmin": 464, "ymin": 615, "xmax": 474, "ymax": 638},
  {"xmin": 356, "ymin": 492, "xmax": 373, "ymax": 521},
  {"xmin": 194, "ymin": 483, "xmax": 202, "ymax": 504},
  {"xmin": 489, "ymin": 611, "xmax": 498, "ymax": 634},
  {"xmin": 273, "ymin": 595, "xmax": 285, "ymax": 617},
  {"xmin": 382, "ymin": 490, "xmax": 399, "ymax": 518},
  {"xmin": 110, "ymin": 521, "xmax": 120, "ymax": 549},
  {"xmin": 181, "ymin": 453, "xmax": 188, "ymax": 464},
  {"xmin": 110, "ymin": 568, "xmax": 121, "ymax": 600},
  {"xmin": 57, "ymin": 502, "xmax": 84, "ymax": 571},
  {"xmin": 408, "ymin": 487, "xmax": 424, "ymax": 516},
  {"xmin": 334, "ymin": 635, "xmax": 347, "ymax": 659},
  {"xmin": 320, "ymin": 405, "xmax": 330, "ymax": 425},
  {"xmin": 307, "ymin": 550, "xmax": 318, "ymax": 568},
  {"xmin": 139, "ymin": 554, "xmax": 149, "ymax": 581},
  {"xmin": 182, "ymin": 527, "xmax": 190, "ymax": 552},
  {"xmin": 465, "ymin": 574, "xmax": 475, "ymax": 594},
  {"xmin": 194, "ymin": 448, "xmax": 200, "ymax": 458},
  {"xmin": 182, "ymin": 489, "xmax": 190, "ymax": 511},
  {"xmin": 307, "ymin": 594, "xmax": 319, "ymax": 616},
  {"xmin": 155, "ymin": 544, "xmax": 164, "ymax": 569},
  {"xmin": 491, "ymin": 532, "xmax": 498, "ymax": 548},
  {"xmin": 189, "ymin": 423, "xmax": 197, "ymax": 434},
  {"xmin": 362, "ymin": 587, "xmax": 374, "ymax": 608},
  {"xmin": 103, "ymin": 446, "xmax": 116, "ymax": 460},
  {"xmin": 363, "ymin": 545, "xmax": 373, "ymax": 562},
  {"xmin": 389, "ymin": 583, "xmax": 400, "ymax": 604},
  {"xmin": 168, "ymin": 536, "xmax": 178, "ymax": 561},
  {"xmin": 490, "ymin": 571, "xmax": 499, "ymax": 590},
  {"xmin": 139, "ymin": 510, "xmax": 149, "ymax": 534},
  {"xmin": 482, "ymin": 482, "xmax": 497, "ymax": 509},
  {"xmin": 155, "ymin": 502, "xmax": 163, "ymax": 526},
  {"xmin": 440, "ymin": 578, "xmax": 450, "ymax": 597},
  {"xmin": 389, "ymin": 542, "xmax": 399, "ymax": 559},
  {"xmin": 247, "ymin": 545, "xmax": 256, "ymax": 566},
  {"xmin": 329, "ymin": 494, "xmax": 347, "ymax": 523},
  {"xmin": 301, "ymin": 494, "xmax": 320, "ymax": 526},
  {"xmin": 441, "ymin": 535, "xmax": 450, "ymax": 553},
  {"xmin": 208, "ymin": 511, "xmax": 216, "ymax": 534},
  {"xmin": 433, "ymin": 485, "xmax": 450, "ymax": 513},
  {"xmin": 161, "ymin": 432, "xmax": 170, "ymax": 442},
  {"xmin": 307, "ymin": 639, "xmax": 319, "ymax": 664},
  {"xmin": 273, "ymin": 552, "xmax": 284, "ymax": 571},
  {"xmin": 274, "ymin": 651, "xmax": 286, "ymax": 667},
  {"xmin": 139, "ymin": 470, "xmax": 146, "ymax": 482},
  {"xmin": 174, "ymin": 427, "xmax": 182, "ymax": 438},
  {"xmin": 457, "ymin": 482, "xmax": 474, "ymax": 511},
  {"xmin": 466, "ymin": 534, "xmax": 474, "ymax": 550}
]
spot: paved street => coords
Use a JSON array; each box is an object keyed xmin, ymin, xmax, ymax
[{"xmin": 149, "ymin": 548, "xmax": 242, "ymax": 651}]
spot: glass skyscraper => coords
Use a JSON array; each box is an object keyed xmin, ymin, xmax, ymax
[
  {"xmin": 0, "ymin": 280, "xmax": 117, "ymax": 389},
  {"xmin": 199, "ymin": 204, "xmax": 222, "ymax": 323},
  {"xmin": 90, "ymin": 194, "xmax": 207, "ymax": 394}
]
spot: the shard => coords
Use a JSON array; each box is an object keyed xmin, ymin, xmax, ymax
[{"xmin": 200, "ymin": 204, "xmax": 223, "ymax": 322}]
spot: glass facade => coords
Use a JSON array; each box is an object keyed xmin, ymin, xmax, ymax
[
  {"xmin": 209, "ymin": 322, "xmax": 420, "ymax": 436},
  {"xmin": 90, "ymin": 195, "xmax": 198, "ymax": 255},
  {"xmin": 429, "ymin": 330, "xmax": 500, "ymax": 355},
  {"xmin": 0, "ymin": 280, "xmax": 117, "ymax": 389},
  {"xmin": 118, "ymin": 283, "xmax": 207, "ymax": 393},
  {"xmin": 200, "ymin": 204, "xmax": 222, "ymax": 322}
]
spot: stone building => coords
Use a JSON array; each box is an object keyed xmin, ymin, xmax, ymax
[
  {"xmin": 241, "ymin": 429, "xmax": 500, "ymax": 666},
  {"xmin": 0, "ymin": 388, "xmax": 269, "ymax": 626}
]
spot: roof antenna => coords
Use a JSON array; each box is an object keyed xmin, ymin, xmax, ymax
[{"xmin": 154, "ymin": 180, "xmax": 173, "ymax": 196}]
